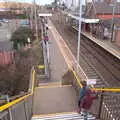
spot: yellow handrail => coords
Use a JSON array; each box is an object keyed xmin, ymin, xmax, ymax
[
  {"xmin": 0, "ymin": 94, "xmax": 31, "ymax": 111},
  {"xmin": 0, "ymin": 67, "xmax": 36, "ymax": 112},
  {"xmin": 71, "ymin": 68, "xmax": 120, "ymax": 92}
]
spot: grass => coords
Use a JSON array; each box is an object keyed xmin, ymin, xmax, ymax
[{"xmin": 17, "ymin": 14, "xmax": 27, "ymax": 19}]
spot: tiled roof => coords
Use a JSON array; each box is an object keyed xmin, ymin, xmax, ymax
[{"xmin": 88, "ymin": 2, "xmax": 120, "ymax": 14}]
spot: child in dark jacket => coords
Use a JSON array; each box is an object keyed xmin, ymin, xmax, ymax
[
  {"xmin": 77, "ymin": 81, "xmax": 87, "ymax": 113},
  {"xmin": 80, "ymin": 89, "xmax": 98, "ymax": 120}
]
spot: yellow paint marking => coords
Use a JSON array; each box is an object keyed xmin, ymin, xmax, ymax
[
  {"xmin": 39, "ymin": 82, "xmax": 61, "ymax": 86},
  {"xmin": 32, "ymin": 112, "xmax": 76, "ymax": 118},
  {"xmin": 36, "ymin": 85, "xmax": 72, "ymax": 89},
  {"xmin": 38, "ymin": 65, "xmax": 45, "ymax": 69}
]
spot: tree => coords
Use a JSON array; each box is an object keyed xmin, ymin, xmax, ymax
[{"xmin": 10, "ymin": 27, "xmax": 35, "ymax": 50}]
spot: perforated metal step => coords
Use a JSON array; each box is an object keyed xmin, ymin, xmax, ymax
[{"xmin": 32, "ymin": 112, "xmax": 96, "ymax": 120}]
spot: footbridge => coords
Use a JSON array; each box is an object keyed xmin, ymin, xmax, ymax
[{"xmin": 0, "ymin": 67, "xmax": 120, "ymax": 120}]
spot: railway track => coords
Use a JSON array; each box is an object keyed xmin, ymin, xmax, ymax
[{"xmin": 80, "ymin": 35, "xmax": 120, "ymax": 87}]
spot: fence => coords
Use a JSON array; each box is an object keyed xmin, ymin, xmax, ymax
[
  {"xmin": 0, "ymin": 51, "xmax": 14, "ymax": 65},
  {"xmin": 69, "ymin": 69, "xmax": 120, "ymax": 120},
  {"xmin": 0, "ymin": 67, "xmax": 36, "ymax": 120},
  {"xmin": 0, "ymin": 95, "xmax": 33, "ymax": 120}
]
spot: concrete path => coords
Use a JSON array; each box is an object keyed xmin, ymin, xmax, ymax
[
  {"xmin": 33, "ymin": 85, "xmax": 77, "ymax": 115},
  {"xmin": 48, "ymin": 29, "xmax": 68, "ymax": 82}
]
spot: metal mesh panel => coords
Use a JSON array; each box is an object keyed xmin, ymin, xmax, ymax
[
  {"xmin": 0, "ymin": 95, "xmax": 33, "ymax": 120},
  {"xmin": 0, "ymin": 111, "xmax": 9, "ymax": 120},
  {"xmin": 11, "ymin": 101, "xmax": 26, "ymax": 120},
  {"xmin": 25, "ymin": 95, "xmax": 33, "ymax": 120}
]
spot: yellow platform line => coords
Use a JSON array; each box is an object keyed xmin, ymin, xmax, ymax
[
  {"xmin": 36, "ymin": 84, "xmax": 72, "ymax": 89},
  {"xmin": 32, "ymin": 112, "xmax": 76, "ymax": 118},
  {"xmin": 39, "ymin": 82, "xmax": 61, "ymax": 86}
]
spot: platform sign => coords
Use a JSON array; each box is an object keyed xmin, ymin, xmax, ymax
[
  {"xmin": 87, "ymin": 79, "xmax": 96, "ymax": 85},
  {"xmin": 39, "ymin": 13, "xmax": 52, "ymax": 17}
]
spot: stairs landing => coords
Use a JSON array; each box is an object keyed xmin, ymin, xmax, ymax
[
  {"xmin": 32, "ymin": 112, "xmax": 96, "ymax": 120},
  {"xmin": 33, "ymin": 85, "xmax": 77, "ymax": 115}
]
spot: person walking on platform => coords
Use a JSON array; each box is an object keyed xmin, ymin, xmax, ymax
[{"xmin": 44, "ymin": 34, "xmax": 49, "ymax": 44}]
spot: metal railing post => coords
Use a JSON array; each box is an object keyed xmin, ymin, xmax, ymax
[
  {"xmin": 24, "ymin": 100, "xmax": 28, "ymax": 120},
  {"xmin": 97, "ymin": 90, "xmax": 104, "ymax": 119},
  {"xmin": 6, "ymin": 95, "xmax": 13, "ymax": 120}
]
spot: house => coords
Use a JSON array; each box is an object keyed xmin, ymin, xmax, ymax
[
  {"xmin": 0, "ymin": 2, "xmax": 32, "ymax": 18},
  {"xmin": 85, "ymin": 0, "xmax": 120, "ymax": 20},
  {"xmin": 83, "ymin": 0, "xmax": 120, "ymax": 42}
]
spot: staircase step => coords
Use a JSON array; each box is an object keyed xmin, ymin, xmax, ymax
[{"xmin": 32, "ymin": 112, "xmax": 95, "ymax": 120}]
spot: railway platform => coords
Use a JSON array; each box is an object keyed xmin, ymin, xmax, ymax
[
  {"xmin": 81, "ymin": 31, "xmax": 120, "ymax": 60},
  {"xmin": 48, "ymin": 30, "xmax": 68, "ymax": 82},
  {"xmin": 72, "ymin": 25, "xmax": 120, "ymax": 60},
  {"xmin": 0, "ymin": 17, "xmax": 120, "ymax": 120}
]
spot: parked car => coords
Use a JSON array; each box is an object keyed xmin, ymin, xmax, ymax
[{"xmin": 2, "ymin": 19, "xmax": 9, "ymax": 23}]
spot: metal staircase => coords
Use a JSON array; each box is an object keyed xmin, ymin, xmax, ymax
[{"xmin": 31, "ymin": 112, "xmax": 96, "ymax": 120}]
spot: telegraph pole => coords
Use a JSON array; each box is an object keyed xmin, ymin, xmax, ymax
[
  {"xmin": 34, "ymin": 0, "xmax": 39, "ymax": 41},
  {"xmin": 30, "ymin": 4, "xmax": 34, "ymax": 29}
]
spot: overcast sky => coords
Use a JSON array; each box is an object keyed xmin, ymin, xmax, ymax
[
  {"xmin": 8, "ymin": 0, "xmax": 54, "ymax": 5},
  {"xmin": 2, "ymin": 0, "xmax": 120, "ymax": 5}
]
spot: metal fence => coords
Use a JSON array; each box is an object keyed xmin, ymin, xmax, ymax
[
  {"xmin": 71, "ymin": 70, "xmax": 120, "ymax": 120},
  {"xmin": 0, "ymin": 94, "xmax": 33, "ymax": 120},
  {"xmin": 0, "ymin": 67, "xmax": 35, "ymax": 120}
]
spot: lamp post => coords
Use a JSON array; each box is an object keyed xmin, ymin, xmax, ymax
[
  {"xmin": 27, "ymin": 37, "xmax": 31, "ymax": 48},
  {"xmin": 34, "ymin": 0, "xmax": 39, "ymax": 41},
  {"xmin": 111, "ymin": 0, "xmax": 117, "ymax": 42},
  {"xmin": 77, "ymin": 0, "xmax": 82, "ymax": 70}
]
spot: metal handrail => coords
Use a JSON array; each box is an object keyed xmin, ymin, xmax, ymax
[
  {"xmin": 70, "ymin": 68, "xmax": 120, "ymax": 92},
  {"xmin": 0, "ymin": 67, "xmax": 36, "ymax": 112}
]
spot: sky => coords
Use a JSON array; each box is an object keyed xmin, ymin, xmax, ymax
[
  {"xmin": 9, "ymin": 0, "xmax": 54, "ymax": 5},
  {"xmin": 3, "ymin": 0, "xmax": 120, "ymax": 5}
]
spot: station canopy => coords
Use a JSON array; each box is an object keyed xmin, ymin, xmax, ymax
[
  {"xmin": 39, "ymin": 13, "xmax": 52, "ymax": 17},
  {"xmin": 68, "ymin": 14, "xmax": 100, "ymax": 23}
]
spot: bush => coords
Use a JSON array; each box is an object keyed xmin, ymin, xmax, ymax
[
  {"xmin": 17, "ymin": 14, "xmax": 27, "ymax": 19},
  {"xmin": 10, "ymin": 27, "xmax": 35, "ymax": 50},
  {"xmin": 0, "ymin": 43, "xmax": 44, "ymax": 96}
]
